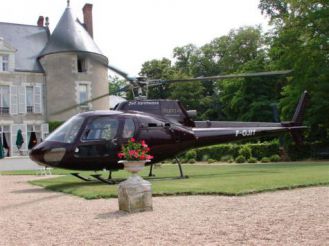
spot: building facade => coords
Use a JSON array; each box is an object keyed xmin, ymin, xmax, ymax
[{"xmin": 0, "ymin": 3, "xmax": 109, "ymax": 157}]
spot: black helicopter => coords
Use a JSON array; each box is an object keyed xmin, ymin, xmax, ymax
[{"xmin": 29, "ymin": 67, "xmax": 309, "ymax": 183}]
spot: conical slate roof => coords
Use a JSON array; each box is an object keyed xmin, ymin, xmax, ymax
[{"xmin": 39, "ymin": 7, "xmax": 107, "ymax": 63}]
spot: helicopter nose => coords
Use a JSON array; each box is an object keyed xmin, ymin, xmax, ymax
[
  {"xmin": 30, "ymin": 144, "xmax": 66, "ymax": 167},
  {"xmin": 29, "ymin": 146, "xmax": 46, "ymax": 166}
]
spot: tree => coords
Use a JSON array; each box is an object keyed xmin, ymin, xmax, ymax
[
  {"xmin": 259, "ymin": 0, "xmax": 329, "ymax": 142},
  {"xmin": 140, "ymin": 58, "xmax": 176, "ymax": 99}
]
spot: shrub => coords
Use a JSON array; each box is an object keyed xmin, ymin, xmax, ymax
[
  {"xmin": 261, "ymin": 157, "xmax": 270, "ymax": 163},
  {"xmin": 238, "ymin": 145, "xmax": 252, "ymax": 159},
  {"xmin": 235, "ymin": 155, "xmax": 246, "ymax": 163},
  {"xmin": 201, "ymin": 154, "xmax": 209, "ymax": 162},
  {"xmin": 48, "ymin": 121, "xmax": 64, "ymax": 133},
  {"xmin": 188, "ymin": 158, "xmax": 196, "ymax": 164},
  {"xmin": 270, "ymin": 154, "xmax": 281, "ymax": 162},
  {"xmin": 250, "ymin": 141, "xmax": 280, "ymax": 160},
  {"xmin": 207, "ymin": 159, "xmax": 216, "ymax": 164},
  {"xmin": 220, "ymin": 155, "xmax": 234, "ymax": 162},
  {"xmin": 194, "ymin": 142, "xmax": 280, "ymax": 161},
  {"xmin": 247, "ymin": 157, "xmax": 257, "ymax": 163},
  {"xmin": 185, "ymin": 150, "xmax": 197, "ymax": 160}
]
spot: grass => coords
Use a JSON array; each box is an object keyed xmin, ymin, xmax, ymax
[{"xmin": 3, "ymin": 161, "xmax": 329, "ymax": 199}]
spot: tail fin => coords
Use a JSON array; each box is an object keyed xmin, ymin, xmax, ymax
[
  {"xmin": 288, "ymin": 91, "xmax": 310, "ymax": 144},
  {"xmin": 291, "ymin": 90, "xmax": 310, "ymax": 126}
]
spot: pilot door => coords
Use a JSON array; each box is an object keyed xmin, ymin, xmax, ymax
[{"xmin": 75, "ymin": 117, "xmax": 121, "ymax": 161}]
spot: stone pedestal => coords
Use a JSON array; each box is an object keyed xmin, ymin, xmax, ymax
[{"xmin": 118, "ymin": 174, "xmax": 153, "ymax": 213}]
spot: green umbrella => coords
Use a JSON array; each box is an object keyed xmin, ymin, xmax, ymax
[
  {"xmin": 16, "ymin": 129, "xmax": 24, "ymax": 150},
  {"xmin": 0, "ymin": 138, "xmax": 4, "ymax": 159}
]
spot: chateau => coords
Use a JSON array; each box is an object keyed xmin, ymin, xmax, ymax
[{"xmin": 0, "ymin": 3, "xmax": 109, "ymax": 156}]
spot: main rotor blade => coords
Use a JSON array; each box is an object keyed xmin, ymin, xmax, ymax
[
  {"xmin": 107, "ymin": 64, "xmax": 135, "ymax": 82},
  {"xmin": 51, "ymin": 85, "xmax": 131, "ymax": 116},
  {"xmin": 148, "ymin": 70, "xmax": 293, "ymax": 86}
]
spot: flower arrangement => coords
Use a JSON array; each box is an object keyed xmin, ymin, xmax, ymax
[{"xmin": 117, "ymin": 138, "xmax": 153, "ymax": 161}]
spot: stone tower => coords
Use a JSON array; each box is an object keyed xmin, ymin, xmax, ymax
[{"xmin": 39, "ymin": 4, "xmax": 109, "ymax": 121}]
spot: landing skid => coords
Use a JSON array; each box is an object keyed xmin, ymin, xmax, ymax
[
  {"xmin": 91, "ymin": 174, "xmax": 125, "ymax": 185},
  {"xmin": 71, "ymin": 173, "xmax": 93, "ymax": 182},
  {"xmin": 147, "ymin": 157, "xmax": 188, "ymax": 179},
  {"xmin": 71, "ymin": 159, "xmax": 188, "ymax": 185}
]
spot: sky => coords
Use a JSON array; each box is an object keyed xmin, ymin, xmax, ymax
[{"xmin": 1, "ymin": 0, "xmax": 270, "ymax": 77}]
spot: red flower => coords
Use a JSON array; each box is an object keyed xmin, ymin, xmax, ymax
[
  {"xmin": 117, "ymin": 153, "xmax": 125, "ymax": 159},
  {"xmin": 117, "ymin": 138, "xmax": 152, "ymax": 161},
  {"xmin": 141, "ymin": 140, "xmax": 148, "ymax": 148}
]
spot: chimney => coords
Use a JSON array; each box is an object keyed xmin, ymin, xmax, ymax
[
  {"xmin": 82, "ymin": 3, "xmax": 93, "ymax": 38},
  {"xmin": 37, "ymin": 16, "xmax": 44, "ymax": 27}
]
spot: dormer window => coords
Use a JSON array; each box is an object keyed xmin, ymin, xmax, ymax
[
  {"xmin": 0, "ymin": 55, "xmax": 9, "ymax": 72},
  {"xmin": 77, "ymin": 56, "xmax": 87, "ymax": 73}
]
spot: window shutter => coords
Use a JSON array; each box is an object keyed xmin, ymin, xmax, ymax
[
  {"xmin": 34, "ymin": 84, "xmax": 42, "ymax": 113},
  {"xmin": 9, "ymin": 85, "xmax": 18, "ymax": 115},
  {"xmin": 18, "ymin": 86, "xmax": 26, "ymax": 114}
]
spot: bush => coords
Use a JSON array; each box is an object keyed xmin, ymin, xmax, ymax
[
  {"xmin": 250, "ymin": 141, "xmax": 280, "ymax": 160},
  {"xmin": 235, "ymin": 155, "xmax": 246, "ymax": 163},
  {"xmin": 220, "ymin": 155, "xmax": 234, "ymax": 162},
  {"xmin": 261, "ymin": 157, "xmax": 270, "ymax": 163},
  {"xmin": 239, "ymin": 145, "xmax": 252, "ymax": 159},
  {"xmin": 48, "ymin": 121, "xmax": 64, "ymax": 133},
  {"xmin": 194, "ymin": 142, "xmax": 280, "ymax": 161},
  {"xmin": 207, "ymin": 159, "xmax": 216, "ymax": 164},
  {"xmin": 201, "ymin": 154, "xmax": 209, "ymax": 162},
  {"xmin": 195, "ymin": 144, "xmax": 239, "ymax": 161},
  {"xmin": 247, "ymin": 157, "xmax": 257, "ymax": 163},
  {"xmin": 270, "ymin": 154, "xmax": 281, "ymax": 162},
  {"xmin": 185, "ymin": 150, "xmax": 197, "ymax": 160},
  {"xmin": 188, "ymin": 158, "xmax": 196, "ymax": 164}
]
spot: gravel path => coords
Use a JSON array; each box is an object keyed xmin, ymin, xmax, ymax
[{"xmin": 0, "ymin": 175, "xmax": 328, "ymax": 246}]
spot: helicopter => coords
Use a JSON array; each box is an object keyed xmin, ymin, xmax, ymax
[{"xmin": 29, "ymin": 67, "xmax": 309, "ymax": 183}]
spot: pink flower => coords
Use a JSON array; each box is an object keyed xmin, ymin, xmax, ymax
[
  {"xmin": 128, "ymin": 150, "xmax": 137, "ymax": 157},
  {"xmin": 141, "ymin": 140, "xmax": 148, "ymax": 148},
  {"xmin": 130, "ymin": 138, "xmax": 136, "ymax": 142}
]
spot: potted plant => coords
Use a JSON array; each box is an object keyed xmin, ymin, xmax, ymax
[{"xmin": 117, "ymin": 138, "xmax": 153, "ymax": 174}]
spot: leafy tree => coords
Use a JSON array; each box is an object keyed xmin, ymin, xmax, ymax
[
  {"xmin": 259, "ymin": 0, "xmax": 329, "ymax": 142},
  {"xmin": 108, "ymin": 75, "xmax": 132, "ymax": 99},
  {"xmin": 139, "ymin": 58, "xmax": 176, "ymax": 99}
]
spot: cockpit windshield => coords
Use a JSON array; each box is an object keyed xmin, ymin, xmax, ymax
[{"xmin": 45, "ymin": 116, "xmax": 84, "ymax": 143}]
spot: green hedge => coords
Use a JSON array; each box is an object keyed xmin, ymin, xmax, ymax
[
  {"xmin": 191, "ymin": 141, "xmax": 280, "ymax": 161},
  {"xmin": 287, "ymin": 142, "xmax": 329, "ymax": 160},
  {"xmin": 184, "ymin": 141, "xmax": 329, "ymax": 162}
]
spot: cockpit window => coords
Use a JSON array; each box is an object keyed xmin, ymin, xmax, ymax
[
  {"xmin": 82, "ymin": 117, "xmax": 119, "ymax": 141},
  {"xmin": 45, "ymin": 116, "xmax": 84, "ymax": 143},
  {"xmin": 122, "ymin": 119, "xmax": 135, "ymax": 138}
]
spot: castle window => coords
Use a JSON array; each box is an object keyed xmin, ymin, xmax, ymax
[
  {"xmin": 0, "ymin": 85, "xmax": 10, "ymax": 115},
  {"xmin": 79, "ymin": 84, "xmax": 88, "ymax": 106},
  {"xmin": 77, "ymin": 57, "xmax": 87, "ymax": 73},
  {"xmin": 1, "ymin": 55, "xmax": 9, "ymax": 71},
  {"xmin": 26, "ymin": 86, "xmax": 34, "ymax": 113}
]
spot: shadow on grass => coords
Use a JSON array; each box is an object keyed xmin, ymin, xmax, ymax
[{"xmin": 170, "ymin": 169, "xmax": 281, "ymax": 179}]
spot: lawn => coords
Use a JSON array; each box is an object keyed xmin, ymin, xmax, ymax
[{"xmin": 13, "ymin": 161, "xmax": 327, "ymax": 199}]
